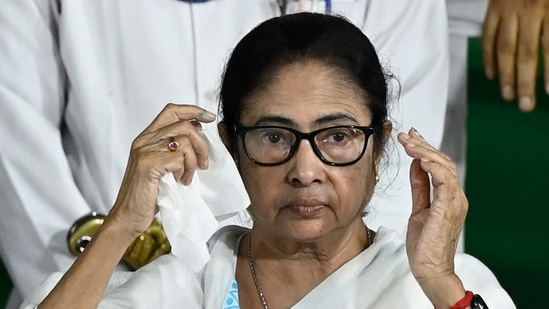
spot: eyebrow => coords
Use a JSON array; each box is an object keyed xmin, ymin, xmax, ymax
[{"xmin": 254, "ymin": 113, "xmax": 359, "ymax": 127}]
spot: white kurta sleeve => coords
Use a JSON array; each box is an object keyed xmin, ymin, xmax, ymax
[
  {"xmin": 19, "ymin": 255, "xmax": 202, "ymax": 309},
  {"xmin": 0, "ymin": 0, "xmax": 92, "ymax": 299},
  {"xmin": 455, "ymin": 253, "xmax": 516, "ymax": 308}
]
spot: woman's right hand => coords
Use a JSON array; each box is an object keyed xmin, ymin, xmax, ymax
[
  {"xmin": 38, "ymin": 104, "xmax": 217, "ymax": 309},
  {"xmin": 107, "ymin": 103, "xmax": 217, "ymax": 239}
]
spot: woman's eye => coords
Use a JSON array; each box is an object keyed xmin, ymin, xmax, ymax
[
  {"xmin": 325, "ymin": 130, "xmax": 351, "ymax": 143},
  {"xmin": 259, "ymin": 130, "xmax": 291, "ymax": 144},
  {"xmin": 266, "ymin": 133, "xmax": 283, "ymax": 144}
]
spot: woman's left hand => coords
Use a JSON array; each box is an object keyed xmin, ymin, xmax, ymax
[{"xmin": 397, "ymin": 128, "xmax": 468, "ymax": 308}]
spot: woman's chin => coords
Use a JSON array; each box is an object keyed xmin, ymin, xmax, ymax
[{"xmin": 274, "ymin": 219, "xmax": 337, "ymax": 243}]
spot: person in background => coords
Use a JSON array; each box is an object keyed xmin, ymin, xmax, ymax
[
  {"xmin": 443, "ymin": 0, "xmax": 549, "ymax": 185},
  {"xmin": 23, "ymin": 13, "xmax": 515, "ymax": 308},
  {"xmin": 0, "ymin": 1, "xmax": 449, "ymax": 307}
]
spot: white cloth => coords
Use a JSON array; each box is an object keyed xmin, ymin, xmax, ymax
[
  {"xmin": 0, "ymin": 0, "xmax": 449, "ymax": 305},
  {"xmin": 157, "ymin": 128, "xmax": 249, "ymax": 272},
  {"xmin": 204, "ymin": 226, "xmax": 515, "ymax": 309},
  {"xmin": 20, "ymin": 226, "xmax": 516, "ymax": 308},
  {"xmin": 447, "ymin": 0, "xmax": 488, "ymax": 37},
  {"xmin": 441, "ymin": 0, "xmax": 488, "ymax": 252}
]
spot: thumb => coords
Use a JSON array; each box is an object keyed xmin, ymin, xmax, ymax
[{"xmin": 410, "ymin": 159, "xmax": 431, "ymax": 214}]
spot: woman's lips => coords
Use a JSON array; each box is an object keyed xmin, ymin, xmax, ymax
[{"xmin": 287, "ymin": 205, "xmax": 327, "ymax": 218}]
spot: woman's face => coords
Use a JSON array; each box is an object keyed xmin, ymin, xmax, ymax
[{"xmin": 237, "ymin": 60, "xmax": 380, "ymax": 242}]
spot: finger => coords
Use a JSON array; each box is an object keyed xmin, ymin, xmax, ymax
[
  {"xmin": 141, "ymin": 103, "xmax": 216, "ymax": 134},
  {"xmin": 145, "ymin": 118, "xmax": 203, "ymax": 143},
  {"xmin": 409, "ymin": 159, "xmax": 431, "ymax": 214},
  {"xmin": 403, "ymin": 139, "xmax": 454, "ymax": 171},
  {"xmin": 482, "ymin": 9, "xmax": 500, "ymax": 79},
  {"xmin": 139, "ymin": 122, "xmax": 210, "ymax": 169},
  {"xmin": 164, "ymin": 135, "xmax": 199, "ymax": 185},
  {"xmin": 517, "ymin": 17, "xmax": 542, "ymax": 112},
  {"xmin": 496, "ymin": 15, "xmax": 519, "ymax": 101},
  {"xmin": 397, "ymin": 131, "xmax": 455, "ymax": 170},
  {"xmin": 398, "ymin": 131, "xmax": 460, "ymax": 189},
  {"xmin": 179, "ymin": 130, "xmax": 209, "ymax": 169},
  {"xmin": 542, "ymin": 19, "xmax": 549, "ymax": 95},
  {"xmin": 179, "ymin": 147, "xmax": 198, "ymax": 185},
  {"xmin": 418, "ymin": 159, "xmax": 458, "ymax": 190},
  {"xmin": 133, "ymin": 136, "xmax": 199, "ymax": 179},
  {"xmin": 408, "ymin": 128, "xmax": 453, "ymax": 162}
]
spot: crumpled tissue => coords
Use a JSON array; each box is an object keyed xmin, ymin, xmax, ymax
[{"xmin": 156, "ymin": 125, "xmax": 250, "ymax": 272}]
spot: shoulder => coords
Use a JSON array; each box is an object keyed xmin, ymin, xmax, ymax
[
  {"xmin": 372, "ymin": 228, "xmax": 516, "ymax": 308},
  {"xmin": 207, "ymin": 225, "xmax": 250, "ymax": 253}
]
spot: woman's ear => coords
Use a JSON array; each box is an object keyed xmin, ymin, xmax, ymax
[
  {"xmin": 383, "ymin": 120, "xmax": 392, "ymax": 144},
  {"xmin": 375, "ymin": 120, "xmax": 393, "ymax": 165},
  {"xmin": 217, "ymin": 121, "xmax": 232, "ymax": 151},
  {"xmin": 217, "ymin": 121, "xmax": 239, "ymax": 164}
]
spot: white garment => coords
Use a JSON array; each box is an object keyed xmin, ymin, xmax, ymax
[
  {"xmin": 443, "ymin": 0, "xmax": 488, "ymax": 183},
  {"xmin": 20, "ymin": 226, "xmax": 516, "ymax": 308},
  {"xmin": 447, "ymin": 0, "xmax": 488, "ymax": 37},
  {"xmin": 0, "ymin": 0, "xmax": 449, "ymax": 305},
  {"xmin": 204, "ymin": 227, "xmax": 515, "ymax": 308},
  {"xmin": 437, "ymin": 0, "xmax": 488, "ymax": 254}
]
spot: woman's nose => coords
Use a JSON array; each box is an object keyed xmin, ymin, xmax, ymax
[{"xmin": 287, "ymin": 140, "xmax": 325, "ymax": 186}]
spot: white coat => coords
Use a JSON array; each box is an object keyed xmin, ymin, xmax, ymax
[{"xmin": 0, "ymin": 0, "xmax": 449, "ymax": 306}]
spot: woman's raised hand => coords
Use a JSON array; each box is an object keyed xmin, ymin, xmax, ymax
[
  {"xmin": 38, "ymin": 104, "xmax": 216, "ymax": 309},
  {"xmin": 397, "ymin": 128, "xmax": 468, "ymax": 308},
  {"xmin": 109, "ymin": 103, "xmax": 216, "ymax": 238}
]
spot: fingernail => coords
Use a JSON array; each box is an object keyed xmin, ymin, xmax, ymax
[
  {"xmin": 200, "ymin": 111, "xmax": 216, "ymax": 121},
  {"xmin": 183, "ymin": 175, "xmax": 193, "ymax": 186},
  {"xmin": 545, "ymin": 82, "xmax": 549, "ymax": 95},
  {"xmin": 485, "ymin": 67, "xmax": 494, "ymax": 80},
  {"xmin": 519, "ymin": 96, "xmax": 533, "ymax": 112},
  {"xmin": 202, "ymin": 158, "xmax": 209, "ymax": 169},
  {"xmin": 410, "ymin": 127, "xmax": 424, "ymax": 139},
  {"xmin": 502, "ymin": 85, "xmax": 514, "ymax": 101}
]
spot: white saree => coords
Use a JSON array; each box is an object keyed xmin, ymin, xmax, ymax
[{"xmin": 21, "ymin": 226, "xmax": 515, "ymax": 309}]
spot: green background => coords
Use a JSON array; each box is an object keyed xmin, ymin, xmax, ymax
[
  {"xmin": 464, "ymin": 38, "xmax": 549, "ymax": 308},
  {"xmin": 0, "ymin": 38, "xmax": 547, "ymax": 307}
]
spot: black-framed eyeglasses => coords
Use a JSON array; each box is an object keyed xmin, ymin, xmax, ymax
[{"xmin": 235, "ymin": 125, "xmax": 375, "ymax": 166}]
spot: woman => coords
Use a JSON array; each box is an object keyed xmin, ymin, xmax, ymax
[
  {"xmin": 27, "ymin": 13, "xmax": 513, "ymax": 309},
  {"xmin": 1, "ymin": 1, "xmax": 449, "ymax": 306}
]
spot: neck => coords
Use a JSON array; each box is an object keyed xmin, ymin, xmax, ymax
[
  {"xmin": 250, "ymin": 218, "xmax": 369, "ymax": 277},
  {"xmin": 238, "ymin": 218, "xmax": 371, "ymax": 309}
]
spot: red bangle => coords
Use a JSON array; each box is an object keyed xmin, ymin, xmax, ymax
[{"xmin": 450, "ymin": 291, "xmax": 474, "ymax": 309}]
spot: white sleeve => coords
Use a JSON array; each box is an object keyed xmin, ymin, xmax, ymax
[
  {"xmin": 19, "ymin": 255, "xmax": 201, "ymax": 309},
  {"xmin": 0, "ymin": 0, "xmax": 92, "ymax": 298},
  {"xmin": 447, "ymin": 0, "xmax": 488, "ymax": 36},
  {"xmin": 455, "ymin": 254, "xmax": 516, "ymax": 308}
]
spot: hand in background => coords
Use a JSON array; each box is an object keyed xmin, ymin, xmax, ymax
[{"xmin": 483, "ymin": 0, "xmax": 549, "ymax": 112}]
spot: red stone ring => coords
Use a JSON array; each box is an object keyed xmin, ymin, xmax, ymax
[{"xmin": 167, "ymin": 137, "xmax": 180, "ymax": 152}]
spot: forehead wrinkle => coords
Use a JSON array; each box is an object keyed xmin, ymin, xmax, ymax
[
  {"xmin": 253, "ymin": 112, "xmax": 360, "ymax": 131},
  {"xmin": 254, "ymin": 115, "xmax": 296, "ymax": 127},
  {"xmin": 313, "ymin": 113, "xmax": 359, "ymax": 126}
]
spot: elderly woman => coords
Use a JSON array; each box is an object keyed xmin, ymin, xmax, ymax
[{"xmin": 27, "ymin": 13, "xmax": 514, "ymax": 309}]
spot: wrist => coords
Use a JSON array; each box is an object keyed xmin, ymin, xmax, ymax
[
  {"xmin": 435, "ymin": 291, "xmax": 489, "ymax": 309},
  {"xmin": 446, "ymin": 291, "xmax": 473, "ymax": 309},
  {"xmin": 418, "ymin": 274, "xmax": 466, "ymax": 309},
  {"xmin": 101, "ymin": 212, "xmax": 145, "ymax": 247},
  {"xmin": 108, "ymin": 199, "xmax": 157, "ymax": 236}
]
